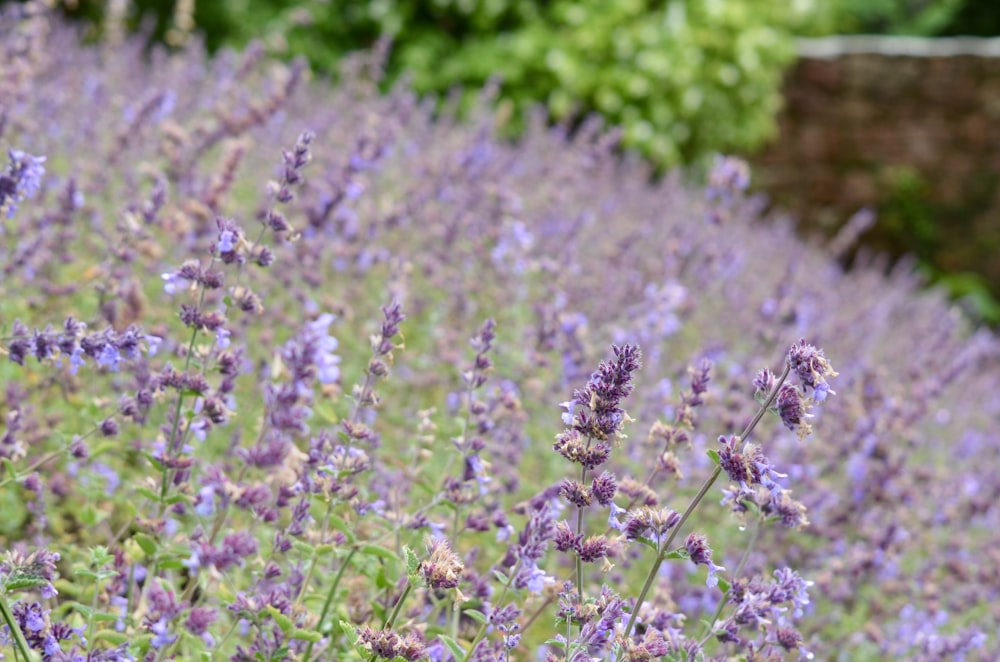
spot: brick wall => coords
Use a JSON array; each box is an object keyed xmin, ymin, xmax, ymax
[{"xmin": 750, "ymin": 36, "xmax": 1000, "ymax": 295}]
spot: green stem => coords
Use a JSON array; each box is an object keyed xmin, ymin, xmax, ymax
[
  {"xmin": 85, "ymin": 577, "xmax": 102, "ymax": 655},
  {"xmin": 296, "ymin": 499, "xmax": 337, "ymax": 608},
  {"xmin": 463, "ymin": 558, "xmax": 522, "ymax": 661},
  {"xmin": 574, "ymin": 463, "xmax": 586, "ymax": 607},
  {"xmin": 302, "ymin": 546, "xmax": 357, "ymax": 662},
  {"xmin": 622, "ymin": 466, "xmax": 718, "ymax": 641},
  {"xmin": 367, "ymin": 582, "xmax": 412, "ymax": 662},
  {"xmin": 214, "ymin": 619, "xmax": 241, "ymax": 654},
  {"xmin": 564, "ymin": 613, "xmax": 572, "ymax": 662},
  {"xmin": 0, "ymin": 411, "xmax": 119, "ymax": 490},
  {"xmin": 520, "ymin": 594, "xmax": 554, "ymax": 637},
  {"xmin": 622, "ymin": 365, "xmax": 790, "ymax": 640},
  {"xmin": 699, "ymin": 516, "xmax": 761, "ymax": 645}
]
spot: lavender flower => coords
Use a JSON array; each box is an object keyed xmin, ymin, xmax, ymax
[
  {"xmin": 0, "ymin": 149, "xmax": 46, "ymax": 218},
  {"xmin": 685, "ymin": 533, "xmax": 726, "ymax": 588}
]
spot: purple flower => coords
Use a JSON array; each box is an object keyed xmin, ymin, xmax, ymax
[
  {"xmin": 161, "ymin": 271, "xmax": 190, "ymax": 295},
  {"xmin": 775, "ymin": 383, "xmax": 813, "ymax": 440},
  {"xmin": 96, "ymin": 344, "xmax": 121, "ymax": 371},
  {"xmin": 684, "ymin": 533, "xmax": 725, "ymax": 588},
  {"xmin": 559, "ymin": 400, "xmax": 576, "ymax": 425},
  {"xmin": 149, "ymin": 618, "xmax": 176, "ymax": 648},
  {"xmin": 67, "ymin": 346, "xmax": 86, "ymax": 374},
  {"xmin": 787, "ymin": 339, "xmax": 838, "ymax": 400},
  {"xmin": 706, "ymin": 154, "xmax": 750, "ymax": 204},
  {"xmin": 217, "ymin": 229, "xmax": 236, "ymax": 253},
  {"xmin": 1, "ymin": 149, "xmax": 46, "ymax": 218}
]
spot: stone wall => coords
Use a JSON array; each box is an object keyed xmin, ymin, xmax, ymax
[{"xmin": 750, "ymin": 36, "xmax": 1000, "ymax": 296}]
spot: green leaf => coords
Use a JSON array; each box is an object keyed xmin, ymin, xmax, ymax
[
  {"xmin": 159, "ymin": 558, "xmax": 185, "ymax": 571},
  {"xmin": 92, "ymin": 612, "xmax": 120, "ymax": 623},
  {"xmin": 135, "ymin": 487, "xmax": 161, "ymax": 502},
  {"xmin": 706, "ymin": 449, "xmax": 721, "ymax": 465},
  {"xmin": 361, "ymin": 543, "xmax": 398, "ymax": 562},
  {"xmin": 133, "ymin": 533, "xmax": 158, "ymax": 556},
  {"xmin": 340, "ymin": 620, "xmax": 359, "ymax": 644},
  {"xmin": 375, "ymin": 565, "xmax": 391, "ymax": 590},
  {"xmin": 464, "ymin": 609, "xmax": 488, "ymax": 625},
  {"xmin": 95, "ymin": 631, "xmax": 131, "ymax": 645},
  {"xmin": 89, "ymin": 442, "xmax": 119, "ymax": 459},
  {"xmin": 2, "ymin": 574, "xmax": 49, "ymax": 591},
  {"xmin": 636, "ymin": 535, "xmax": 659, "ymax": 551},
  {"xmin": 663, "ymin": 547, "xmax": 689, "ymax": 561},
  {"xmin": 716, "ymin": 577, "xmax": 731, "ymax": 593},
  {"xmin": 438, "ymin": 634, "xmax": 466, "ymax": 660},
  {"xmin": 139, "ymin": 452, "xmax": 165, "ymax": 472},
  {"xmin": 327, "ymin": 515, "xmax": 357, "ymax": 543},
  {"xmin": 2, "ymin": 458, "xmax": 17, "ymax": 479},
  {"xmin": 290, "ymin": 628, "xmax": 323, "ymax": 643},
  {"xmin": 265, "ymin": 605, "xmax": 294, "ymax": 633},
  {"xmin": 403, "ymin": 545, "xmax": 420, "ymax": 577}
]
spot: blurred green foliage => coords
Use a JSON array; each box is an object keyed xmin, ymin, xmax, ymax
[
  {"xmin": 940, "ymin": 0, "xmax": 1000, "ymax": 36},
  {"xmin": 807, "ymin": 0, "xmax": 966, "ymax": 36}
]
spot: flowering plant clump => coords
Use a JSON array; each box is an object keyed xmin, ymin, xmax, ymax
[{"xmin": 0, "ymin": 3, "xmax": 996, "ymax": 660}]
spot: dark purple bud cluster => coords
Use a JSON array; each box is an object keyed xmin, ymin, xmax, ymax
[
  {"xmin": 263, "ymin": 130, "xmax": 314, "ymax": 238},
  {"xmin": 552, "ymin": 584, "xmax": 626, "ymax": 653},
  {"xmin": 418, "ymin": 538, "xmax": 465, "ymax": 589},
  {"xmin": 620, "ymin": 506, "xmax": 680, "ymax": 544},
  {"xmin": 9, "ymin": 600, "xmax": 82, "ymax": 657},
  {"xmin": 1, "ymin": 548, "xmax": 61, "ymax": 599},
  {"xmin": 570, "ymin": 344, "xmax": 642, "ymax": 442},
  {"xmin": 162, "ymin": 259, "xmax": 224, "ymax": 295},
  {"xmin": 786, "ymin": 338, "xmax": 838, "ymax": 403},
  {"xmin": 674, "ymin": 359, "xmax": 712, "ymax": 428},
  {"xmin": 684, "ymin": 532, "xmax": 726, "ymax": 587},
  {"xmin": 775, "ymin": 383, "xmax": 812, "ymax": 439},
  {"xmin": 6, "ymin": 318, "xmax": 160, "ymax": 374},
  {"xmin": 616, "ymin": 628, "xmax": 672, "ymax": 661},
  {"xmin": 356, "ymin": 625, "xmax": 427, "ymax": 661},
  {"xmin": 463, "ymin": 318, "xmax": 497, "ymax": 389}
]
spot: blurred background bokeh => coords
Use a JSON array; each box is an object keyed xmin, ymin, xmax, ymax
[{"xmin": 11, "ymin": 0, "xmax": 1000, "ymax": 322}]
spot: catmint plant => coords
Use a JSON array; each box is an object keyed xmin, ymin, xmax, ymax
[{"xmin": 0, "ymin": 3, "xmax": 995, "ymax": 660}]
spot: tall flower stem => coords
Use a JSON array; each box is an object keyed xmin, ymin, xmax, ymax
[
  {"xmin": 302, "ymin": 546, "xmax": 357, "ymax": 662},
  {"xmin": 699, "ymin": 516, "xmax": 761, "ymax": 645},
  {"xmin": 574, "ymin": 462, "xmax": 587, "ymax": 606},
  {"xmin": 622, "ymin": 365, "xmax": 789, "ymax": 640},
  {"xmin": 463, "ymin": 557, "xmax": 522, "ymax": 662},
  {"xmin": 366, "ymin": 581, "xmax": 413, "ymax": 662}
]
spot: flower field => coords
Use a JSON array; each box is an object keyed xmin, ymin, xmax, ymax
[{"xmin": 0, "ymin": 4, "xmax": 996, "ymax": 660}]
